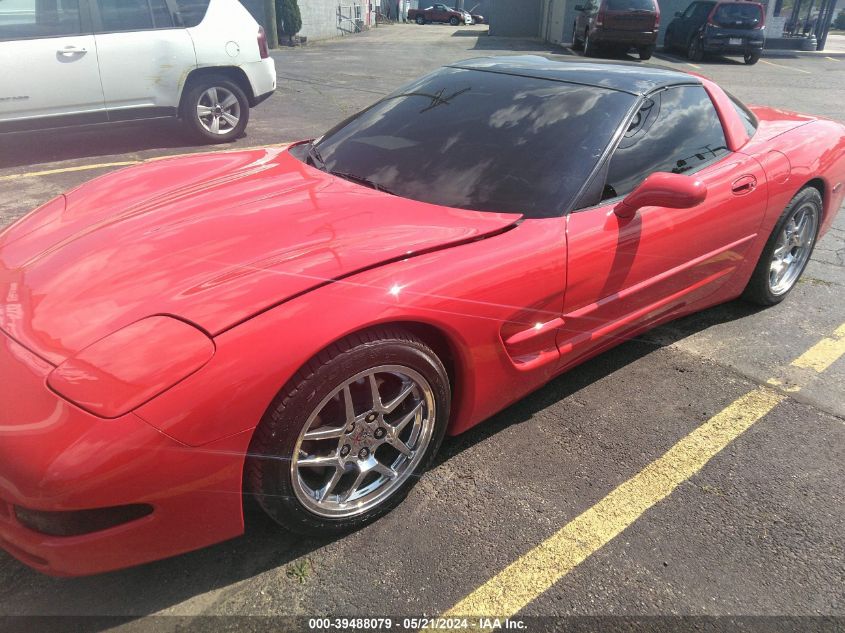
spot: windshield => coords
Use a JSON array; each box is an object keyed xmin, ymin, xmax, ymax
[
  {"xmin": 712, "ymin": 3, "xmax": 762, "ymax": 27},
  {"xmin": 307, "ymin": 66, "xmax": 635, "ymax": 217}
]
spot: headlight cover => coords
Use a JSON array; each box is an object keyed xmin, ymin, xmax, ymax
[{"xmin": 47, "ymin": 316, "xmax": 215, "ymax": 418}]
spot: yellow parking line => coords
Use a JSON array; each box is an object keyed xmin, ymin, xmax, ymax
[
  {"xmin": 791, "ymin": 323, "xmax": 845, "ymax": 373},
  {"xmin": 0, "ymin": 161, "xmax": 141, "ymax": 182},
  {"xmin": 760, "ymin": 59, "xmax": 812, "ymax": 74},
  {"xmin": 442, "ymin": 387, "xmax": 784, "ymax": 619},
  {"xmin": 0, "ymin": 142, "xmax": 291, "ymax": 183},
  {"xmin": 825, "ymin": 57, "xmax": 839, "ymax": 62},
  {"xmin": 441, "ymin": 322, "xmax": 845, "ymax": 622}
]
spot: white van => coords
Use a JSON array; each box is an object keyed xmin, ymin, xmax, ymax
[{"xmin": 0, "ymin": 0, "xmax": 276, "ymax": 142}]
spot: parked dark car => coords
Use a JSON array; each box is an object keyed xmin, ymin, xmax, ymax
[
  {"xmin": 573, "ymin": 0, "xmax": 660, "ymax": 60},
  {"xmin": 409, "ymin": 4, "xmax": 471, "ymax": 25},
  {"xmin": 664, "ymin": 1, "xmax": 765, "ymax": 64}
]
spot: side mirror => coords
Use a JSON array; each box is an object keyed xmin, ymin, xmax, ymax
[
  {"xmin": 675, "ymin": 11, "xmax": 682, "ymax": 17},
  {"xmin": 575, "ymin": 5, "xmax": 584, "ymax": 10},
  {"xmin": 614, "ymin": 172, "xmax": 707, "ymax": 219}
]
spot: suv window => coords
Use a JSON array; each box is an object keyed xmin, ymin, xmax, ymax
[
  {"xmin": 0, "ymin": 0, "xmax": 82, "ymax": 39},
  {"xmin": 602, "ymin": 85, "xmax": 729, "ymax": 200},
  {"xmin": 712, "ymin": 2, "xmax": 762, "ymax": 27},
  {"xmin": 683, "ymin": 1, "xmax": 714, "ymax": 19},
  {"xmin": 97, "ymin": 0, "xmax": 173, "ymax": 31},
  {"xmin": 605, "ymin": 0, "xmax": 655, "ymax": 11},
  {"xmin": 173, "ymin": 0, "xmax": 209, "ymax": 27},
  {"xmin": 308, "ymin": 67, "xmax": 636, "ymax": 217}
]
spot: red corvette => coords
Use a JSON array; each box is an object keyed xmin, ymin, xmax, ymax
[{"xmin": 1, "ymin": 57, "xmax": 844, "ymax": 576}]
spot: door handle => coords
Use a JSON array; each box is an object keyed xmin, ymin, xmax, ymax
[
  {"xmin": 731, "ymin": 175, "xmax": 757, "ymax": 195},
  {"xmin": 57, "ymin": 45, "xmax": 87, "ymax": 56}
]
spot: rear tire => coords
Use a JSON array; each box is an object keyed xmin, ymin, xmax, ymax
[
  {"xmin": 246, "ymin": 328, "xmax": 451, "ymax": 535},
  {"xmin": 639, "ymin": 45, "xmax": 655, "ymax": 60},
  {"xmin": 416, "ymin": 15, "xmax": 425, "ymax": 24},
  {"xmin": 744, "ymin": 51, "xmax": 761, "ymax": 65},
  {"xmin": 742, "ymin": 187, "xmax": 821, "ymax": 306},
  {"xmin": 180, "ymin": 75, "xmax": 249, "ymax": 144}
]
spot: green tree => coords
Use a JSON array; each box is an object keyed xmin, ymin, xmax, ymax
[
  {"xmin": 834, "ymin": 9, "xmax": 845, "ymax": 30},
  {"xmin": 276, "ymin": 0, "xmax": 302, "ymax": 36}
]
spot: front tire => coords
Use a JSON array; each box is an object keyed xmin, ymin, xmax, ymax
[
  {"xmin": 742, "ymin": 187, "xmax": 821, "ymax": 306},
  {"xmin": 572, "ymin": 23, "xmax": 584, "ymax": 50},
  {"xmin": 449, "ymin": 16, "xmax": 459, "ymax": 25},
  {"xmin": 246, "ymin": 328, "xmax": 451, "ymax": 535},
  {"xmin": 687, "ymin": 35, "xmax": 704, "ymax": 61},
  {"xmin": 416, "ymin": 15, "xmax": 425, "ymax": 24},
  {"xmin": 584, "ymin": 30, "xmax": 599, "ymax": 57},
  {"xmin": 181, "ymin": 76, "xmax": 249, "ymax": 144}
]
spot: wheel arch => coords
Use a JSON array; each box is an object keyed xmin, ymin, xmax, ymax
[{"xmin": 179, "ymin": 66, "xmax": 256, "ymax": 114}]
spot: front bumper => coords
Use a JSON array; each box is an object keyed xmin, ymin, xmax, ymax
[{"xmin": 0, "ymin": 329, "xmax": 248, "ymax": 576}]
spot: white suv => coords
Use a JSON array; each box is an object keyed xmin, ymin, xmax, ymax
[{"xmin": 0, "ymin": 0, "xmax": 276, "ymax": 143}]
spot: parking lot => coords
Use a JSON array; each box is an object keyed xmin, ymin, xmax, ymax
[{"xmin": 0, "ymin": 23, "xmax": 843, "ymax": 631}]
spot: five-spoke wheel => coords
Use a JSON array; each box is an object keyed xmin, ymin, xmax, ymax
[
  {"xmin": 291, "ymin": 365, "xmax": 435, "ymax": 518},
  {"xmin": 247, "ymin": 328, "xmax": 450, "ymax": 534},
  {"xmin": 181, "ymin": 75, "xmax": 249, "ymax": 143},
  {"xmin": 744, "ymin": 186, "xmax": 822, "ymax": 305}
]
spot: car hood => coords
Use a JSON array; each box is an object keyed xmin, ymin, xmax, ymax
[{"xmin": 0, "ymin": 146, "xmax": 521, "ymax": 365}]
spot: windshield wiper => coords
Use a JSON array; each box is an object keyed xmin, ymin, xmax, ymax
[
  {"xmin": 329, "ymin": 170, "xmax": 397, "ymax": 196},
  {"xmin": 306, "ymin": 142, "xmax": 327, "ymax": 170},
  {"xmin": 306, "ymin": 141, "xmax": 394, "ymax": 195}
]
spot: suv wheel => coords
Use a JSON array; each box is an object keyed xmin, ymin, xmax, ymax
[
  {"xmin": 687, "ymin": 35, "xmax": 704, "ymax": 61},
  {"xmin": 572, "ymin": 23, "xmax": 584, "ymax": 50},
  {"xmin": 639, "ymin": 45, "xmax": 654, "ymax": 60},
  {"xmin": 584, "ymin": 30, "xmax": 599, "ymax": 57},
  {"xmin": 181, "ymin": 76, "xmax": 249, "ymax": 144},
  {"xmin": 744, "ymin": 51, "xmax": 760, "ymax": 65}
]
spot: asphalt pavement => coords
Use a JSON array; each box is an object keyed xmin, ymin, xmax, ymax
[{"xmin": 0, "ymin": 23, "xmax": 842, "ymax": 632}]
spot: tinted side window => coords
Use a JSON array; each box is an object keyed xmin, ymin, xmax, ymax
[
  {"xmin": 173, "ymin": 0, "xmax": 209, "ymax": 26},
  {"xmin": 681, "ymin": 2, "xmax": 699, "ymax": 18},
  {"xmin": 602, "ymin": 85, "xmax": 729, "ymax": 200},
  {"xmin": 97, "ymin": 0, "xmax": 152, "ymax": 30},
  {"xmin": 727, "ymin": 92, "xmax": 757, "ymax": 138},
  {"xmin": 0, "ymin": 0, "xmax": 82, "ymax": 39}
]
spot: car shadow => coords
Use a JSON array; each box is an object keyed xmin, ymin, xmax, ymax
[
  {"xmin": 0, "ymin": 299, "xmax": 763, "ymax": 628},
  {"xmin": 0, "ymin": 119, "xmax": 205, "ymax": 170},
  {"xmin": 457, "ymin": 32, "xmax": 576, "ymax": 55}
]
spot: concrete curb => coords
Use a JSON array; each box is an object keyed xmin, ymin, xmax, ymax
[{"xmin": 762, "ymin": 49, "xmax": 845, "ymax": 58}]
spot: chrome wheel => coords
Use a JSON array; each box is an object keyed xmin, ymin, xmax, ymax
[
  {"xmin": 769, "ymin": 202, "xmax": 818, "ymax": 296},
  {"xmin": 291, "ymin": 365, "xmax": 436, "ymax": 518},
  {"xmin": 196, "ymin": 86, "xmax": 241, "ymax": 136}
]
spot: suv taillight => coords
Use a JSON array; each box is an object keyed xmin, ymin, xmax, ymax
[
  {"xmin": 257, "ymin": 26, "xmax": 269, "ymax": 59},
  {"xmin": 596, "ymin": 7, "xmax": 606, "ymax": 26},
  {"xmin": 654, "ymin": 11, "xmax": 660, "ymax": 28}
]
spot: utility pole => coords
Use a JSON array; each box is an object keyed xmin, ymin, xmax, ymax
[{"xmin": 264, "ymin": 0, "xmax": 279, "ymax": 48}]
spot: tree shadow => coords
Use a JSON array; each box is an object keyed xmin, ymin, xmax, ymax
[{"xmin": 0, "ymin": 298, "xmax": 763, "ymax": 629}]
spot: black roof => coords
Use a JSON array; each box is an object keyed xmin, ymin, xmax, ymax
[{"xmin": 448, "ymin": 56, "xmax": 701, "ymax": 96}]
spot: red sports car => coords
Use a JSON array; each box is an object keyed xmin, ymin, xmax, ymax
[{"xmin": 1, "ymin": 57, "xmax": 843, "ymax": 576}]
